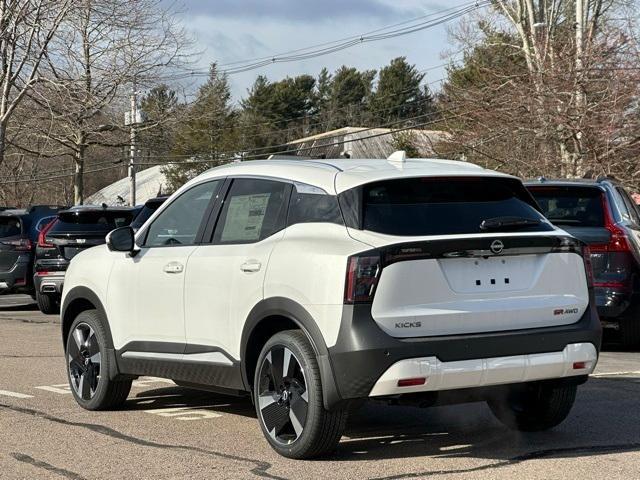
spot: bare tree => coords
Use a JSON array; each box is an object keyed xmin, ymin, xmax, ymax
[
  {"xmin": 0, "ymin": 0, "xmax": 74, "ymax": 167},
  {"xmin": 437, "ymin": 0, "xmax": 640, "ymax": 180},
  {"xmin": 28, "ymin": 0, "xmax": 193, "ymax": 204}
]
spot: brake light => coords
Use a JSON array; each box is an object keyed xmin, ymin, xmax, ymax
[
  {"xmin": 1, "ymin": 238, "xmax": 32, "ymax": 251},
  {"xmin": 344, "ymin": 253, "xmax": 381, "ymax": 304},
  {"xmin": 37, "ymin": 219, "xmax": 57, "ymax": 248},
  {"xmin": 582, "ymin": 245, "xmax": 594, "ymax": 288},
  {"xmin": 590, "ymin": 195, "xmax": 631, "ymax": 253}
]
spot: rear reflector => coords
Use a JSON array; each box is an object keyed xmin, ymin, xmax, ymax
[
  {"xmin": 397, "ymin": 377, "xmax": 427, "ymax": 387},
  {"xmin": 573, "ymin": 361, "xmax": 587, "ymax": 370},
  {"xmin": 14, "ymin": 278, "xmax": 26, "ymax": 286}
]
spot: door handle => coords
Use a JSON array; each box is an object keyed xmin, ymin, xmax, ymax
[
  {"xmin": 163, "ymin": 261, "xmax": 184, "ymax": 274},
  {"xmin": 240, "ymin": 260, "xmax": 261, "ymax": 273}
]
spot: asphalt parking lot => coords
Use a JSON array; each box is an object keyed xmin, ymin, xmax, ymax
[{"xmin": 1, "ymin": 295, "xmax": 639, "ymax": 480}]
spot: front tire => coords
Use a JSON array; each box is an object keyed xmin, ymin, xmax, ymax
[
  {"xmin": 488, "ymin": 382, "xmax": 577, "ymax": 432},
  {"xmin": 65, "ymin": 309, "xmax": 131, "ymax": 410},
  {"xmin": 253, "ymin": 330, "xmax": 347, "ymax": 459},
  {"xmin": 36, "ymin": 292, "xmax": 59, "ymax": 315}
]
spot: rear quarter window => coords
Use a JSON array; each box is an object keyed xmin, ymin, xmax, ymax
[
  {"xmin": 342, "ymin": 176, "xmax": 551, "ymax": 236},
  {"xmin": 287, "ymin": 184, "xmax": 343, "ymax": 226}
]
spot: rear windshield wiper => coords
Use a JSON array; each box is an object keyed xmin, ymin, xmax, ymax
[{"xmin": 479, "ymin": 216, "xmax": 542, "ymax": 231}]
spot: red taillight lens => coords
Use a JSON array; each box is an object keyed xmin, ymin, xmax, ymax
[
  {"xmin": 397, "ymin": 377, "xmax": 426, "ymax": 387},
  {"xmin": 344, "ymin": 254, "xmax": 381, "ymax": 304},
  {"xmin": 1, "ymin": 238, "xmax": 32, "ymax": 251},
  {"xmin": 37, "ymin": 219, "xmax": 57, "ymax": 248},
  {"xmin": 582, "ymin": 245, "xmax": 594, "ymax": 288}
]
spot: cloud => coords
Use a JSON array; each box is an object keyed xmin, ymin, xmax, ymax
[{"xmin": 181, "ymin": 0, "xmax": 416, "ymax": 22}]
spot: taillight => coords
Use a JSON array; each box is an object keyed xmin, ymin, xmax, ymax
[
  {"xmin": 37, "ymin": 219, "xmax": 57, "ymax": 248},
  {"xmin": 1, "ymin": 238, "xmax": 32, "ymax": 251},
  {"xmin": 582, "ymin": 245, "xmax": 594, "ymax": 288},
  {"xmin": 344, "ymin": 253, "xmax": 381, "ymax": 304}
]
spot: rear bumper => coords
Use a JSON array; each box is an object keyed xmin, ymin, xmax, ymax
[
  {"xmin": 33, "ymin": 272, "xmax": 65, "ymax": 295},
  {"xmin": 0, "ymin": 258, "xmax": 31, "ymax": 292},
  {"xmin": 325, "ymin": 298, "xmax": 602, "ymax": 404},
  {"xmin": 368, "ymin": 342, "xmax": 596, "ymax": 396}
]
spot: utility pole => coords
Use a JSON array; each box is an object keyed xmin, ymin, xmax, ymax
[
  {"xmin": 129, "ymin": 77, "xmax": 138, "ymax": 206},
  {"xmin": 574, "ymin": 0, "xmax": 585, "ymax": 176}
]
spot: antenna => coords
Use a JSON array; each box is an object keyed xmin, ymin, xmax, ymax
[{"xmin": 387, "ymin": 150, "xmax": 407, "ymax": 163}]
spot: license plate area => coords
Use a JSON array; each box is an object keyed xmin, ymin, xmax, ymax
[{"xmin": 438, "ymin": 254, "xmax": 544, "ymax": 294}]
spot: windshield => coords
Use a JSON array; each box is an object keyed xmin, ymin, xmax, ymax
[
  {"xmin": 344, "ymin": 176, "xmax": 552, "ymax": 236},
  {"xmin": 130, "ymin": 202, "xmax": 164, "ymax": 229},
  {"xmin": 528, "ymin": 186, "xmax": 604, "ymax": 227},
  {"xmin": 0, "ymin": 217, "xmax": 22, "ymax": 238},
  {"xmin": 50, "ymin": 211, "xmax": 134, "ymax": 234}
]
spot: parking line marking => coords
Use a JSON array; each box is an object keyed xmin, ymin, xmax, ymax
[
  {"xmin": 591, "ymin": 371, "xmax": 640, "ymax": 377},
  {"xmin": 145, "ymin": 406, "xmax": 223, "ymax": 421},
  {"xmin": 34, "ymin": 384, "xmax": 72, "ymax": 394},
  {"xmin": 0, "ymin": 389, "xmax": 33, "ymax": 399}
]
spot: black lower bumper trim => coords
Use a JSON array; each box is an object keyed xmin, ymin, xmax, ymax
[{"xmin": 327, "ymin": 298, "xmax": 602, "ymax": 402}]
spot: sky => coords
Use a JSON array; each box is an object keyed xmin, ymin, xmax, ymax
[{"xmin": 170, "ymin": 0, "xmax": 472, "ymax": 102}]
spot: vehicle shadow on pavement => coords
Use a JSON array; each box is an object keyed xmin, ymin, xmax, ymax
[
  {"xmin": 123, "ymin": 376, "xmax": 640, "ymax": 465},
  {"xmin": 127, "ymin": 386, "xmax": 256, "ymax": 417}
]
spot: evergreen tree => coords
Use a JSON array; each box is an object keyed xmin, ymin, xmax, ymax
[{"xmin": 164, "ymin": 64, "xmax": 238, "ymax": 190}]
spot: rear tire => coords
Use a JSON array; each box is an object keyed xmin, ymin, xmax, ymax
[
  {"xmin": 36, "ymin": 292, "xmax": 59, "ymax": 315},
  {"xmin": 488, "ymin": 382, "xmax": 577, "ymax": 432},
  {"xmin": 253, "ymin": 330, "xmax": 347, "ymax": 459},
  {"xmin": 65, "ymin": 309, "xmax": 131, "ymax": 410}
]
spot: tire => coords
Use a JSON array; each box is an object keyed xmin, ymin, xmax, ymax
[
  {"xmin": 488, "ymin": 382, "xmax": 577, "ymax": 432},
  {"xmin": 253, "ymin": 330, "xmax": 347, "ymax": 459},
  {"xmin": 619, "ymin": 314, "xmax": 640, "ymax": 349},
  {"xmin": 36, "ymin": 292, "xmax": 59, "ymax": 315},
  {"xmin": 65, "ymin": 309, "xmax": 131, "ymax": 410}
]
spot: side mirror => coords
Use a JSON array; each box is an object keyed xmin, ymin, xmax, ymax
[{"xmin": 106, "ymin": 226, "xmax": 135, "ymax": 253}]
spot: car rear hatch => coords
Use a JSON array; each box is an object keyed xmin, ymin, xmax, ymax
[
  {"xmin": 0, "ymin": 215, "xmax": 28, "ymax": 271},
  {"xmin": 528, "ymin": 184, "xmax": 633, "ymax": 292},
  {"xmin": 42, "ymin": 209, "xmax": 134, "ymax": 262},
  {"xmin": 340, "ymin": 176, "xmax": 591, "ymax": 338}
]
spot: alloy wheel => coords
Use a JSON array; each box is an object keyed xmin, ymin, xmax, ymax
[
  {"xmin": 257, "ymin": 345, "xmax": 309, "ymax": 445},
  {"xmin": 68, "ymin": 323, "xmax": 102, "ymax": 400}
]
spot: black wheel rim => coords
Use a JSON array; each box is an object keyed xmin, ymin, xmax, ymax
[
  {"xmin": 257, "ymin": 345, "xmax": 308, "ymax": 445},
  {"xmin": 68, "ymin": 323, "xmax": 101, "ymax": 400}
]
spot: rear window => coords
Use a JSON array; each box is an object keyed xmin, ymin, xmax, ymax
[
  {"xmin": 344, "ymin": 176, "xmax": 551, "ymax": 236},
  {"xmin": 50, "ymin": 211, "xmax": 133, "ymax": 234},
  {"xmin": 0, "ymin": 217, "xmax": 22, "ymax": 238},
  {"xmin": 528, "ymin": 186, "xmax": 604, "ymax": 227},
  {"xmin": 130, "ymin": 201, "xmax": 164, "ymax": 229}
]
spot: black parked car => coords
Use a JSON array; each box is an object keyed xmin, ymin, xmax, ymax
[
  {"xmin": 129, "ymin": 195, "xmax": 168, "ymax": 231},
  {"xmin": 34, "ymin": 205, "xmax": 136, "ymax": 314},
  {"xmin": 0, "ymin": 206, "xmax": 66, "ymax": 295},
  {"xmin": 526, "ymin": 178, "xmax": 640, "ymax": 346}
]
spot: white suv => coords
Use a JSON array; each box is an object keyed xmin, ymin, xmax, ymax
[{"xmin": 61, "ymin": 154, "xmax": 601, "ymax": 459}]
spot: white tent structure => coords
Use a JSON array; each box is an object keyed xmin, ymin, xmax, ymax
[{"xmin": 86, "ymin": 165, "xmax": 168, "ymax": 206}]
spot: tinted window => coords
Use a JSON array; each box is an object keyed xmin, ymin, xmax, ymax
[
  {"xmin": 528, "ymin": 186, "xmax": 604, "ymax": 227},
  {"xmin": 130, "ymin": 199, "xmax": 166, "ymax": 230},
  {"xmin": 287, "ymin": 183, "xmax": 343, "ymax": 226},
  {"xmin": 353, "ymin": 177, "xmax": 551, "ymax": 236},
  {"xmin": 213, "ymin": 179, "xmax": 289, "ymax": 244},
  {"xmin": 616, "ymin": 187, "xmax": 640, "ymax": 225},
  {"xmin": 145, "ymin": 181, "xmax": 220, "ymax": 246},
  {"xmin": 49, "ymin": 211, "xmax": 133, "ymax": 234},
  {"xmin": 0, "ymin": 217, "xmax": 22, "ymax": 237}
]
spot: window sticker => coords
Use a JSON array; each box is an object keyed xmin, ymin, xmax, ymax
[{"xmin": 221, "ymin": 193, "xmax": 271, "ymax": 242}]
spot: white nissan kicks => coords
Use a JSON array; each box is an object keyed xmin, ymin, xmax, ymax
[{"xmin": 61, "ymin": 154, "xmax": 601, "ymax": 459}]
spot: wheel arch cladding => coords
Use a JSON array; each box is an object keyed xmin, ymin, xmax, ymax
[
  {"xmin": 241, "ymin": 297, "xmax": 343, "ymax": 410},
  {"xmin": 61, "ymin": 286, "xmax": 120, "ymax": 380}
]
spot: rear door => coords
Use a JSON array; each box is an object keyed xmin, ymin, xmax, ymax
[
  {"xmin": 341, "ymin": 176, "xmax": 589, "ymax": 338},
  {"xmin": 184, "ymin": 178, "xmax": 291, "ymax": 360}
]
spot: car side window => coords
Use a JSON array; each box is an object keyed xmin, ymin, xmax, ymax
[
  {"xmin": 616, "ymin": 187, "xmax": 640, "ymax": 226},
  {"xmin": 212, "ymin": 178, "xmax": 289, "ymax": 244},
  {"xmin": 145, "ymin": 180, "xmax": 221, "ymax": 247},
  {"xmin": 287, "ymin": 182, "xmax": 344, "ymax": 226}
]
